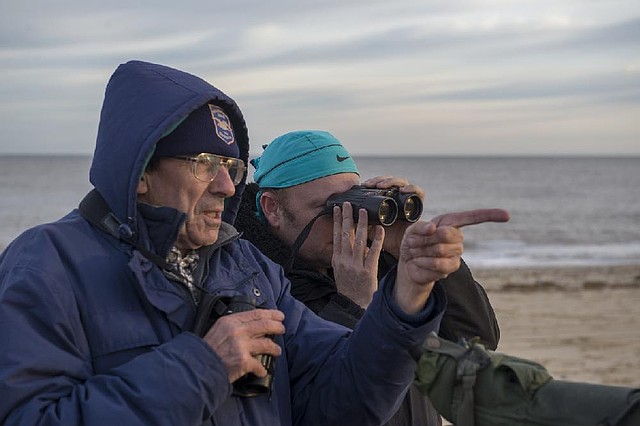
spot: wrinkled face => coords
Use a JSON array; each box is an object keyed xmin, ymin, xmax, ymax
[
  {"xmin": 137, "ymin": 157, "xmax": 236, "ymax": 250},
  {"xmin": 271, "ymin": 173, "xmax": 360, "ymax": 270}
]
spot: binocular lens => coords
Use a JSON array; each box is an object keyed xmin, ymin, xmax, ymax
[
  {"xmin": 402, "ymin": 195, "xmax": 423, "ymax": 222},
  {"xmin": 378, "ymin": 199, "xmax": 397, "ymax": 226}
]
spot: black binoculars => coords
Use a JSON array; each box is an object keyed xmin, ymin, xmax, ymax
[
  {"xmin": 194, "ymin": 295, "xmax": 275, "ymax": 397},
  {"xmin": 325, "ymin": 185, "xmax": 423, "ymax": 226}
]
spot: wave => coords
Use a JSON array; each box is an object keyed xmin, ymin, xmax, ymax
[{"xmin": 463, "ymin": 240, "xmax": 640, "ymax": 268}]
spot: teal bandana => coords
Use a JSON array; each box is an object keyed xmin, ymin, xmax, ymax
[{"xmin": 251, "ymin": 130, "xmax": 359, "ymax": 220}]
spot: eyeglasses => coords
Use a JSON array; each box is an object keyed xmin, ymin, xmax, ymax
[{"xmin": 173, "ymin": 153, "xmax": 246, "ymax": 185}]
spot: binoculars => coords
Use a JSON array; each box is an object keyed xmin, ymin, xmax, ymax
[
  {"xmin": 325, "ymin": 185, "xmax": 423, "ymax": 226},
  {"xmin": 208, "ymin": 295, "xmax": 275, "ymax": 397}
]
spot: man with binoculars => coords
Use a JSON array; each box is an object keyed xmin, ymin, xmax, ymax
[{"xmin": 236, "ymin": 130, "xmax": 508, "ymax": 426}]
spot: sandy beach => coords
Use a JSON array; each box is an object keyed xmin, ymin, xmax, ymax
[{"xmin": 471, "ymin": 264, "xmax": 640, "ymax": 387}]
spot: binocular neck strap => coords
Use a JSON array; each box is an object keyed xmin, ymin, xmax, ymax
[
  {"xmin": 79, "ymin": 189, "xmax": 173, "ymax": 271},
  {"xmin": 284, "ymin": 209, "xmax": 330, "ymax": 274}
]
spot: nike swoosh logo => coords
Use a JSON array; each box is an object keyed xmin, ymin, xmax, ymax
[{"xmin": 336, "ymin": 155, "xmax": 350, "ymax": 162}]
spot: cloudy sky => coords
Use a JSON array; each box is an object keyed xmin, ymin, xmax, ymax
[{"xmin": 1, "ymin": 0, "xmax": 638, "ymax": 156}]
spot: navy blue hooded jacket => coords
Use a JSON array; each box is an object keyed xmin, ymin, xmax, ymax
[{"xmin": 0, "ymin": 60, "xmax": 445, "ymax": 426}]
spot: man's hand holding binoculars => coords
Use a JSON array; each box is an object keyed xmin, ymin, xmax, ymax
[
  {"xmin": 331, "ymin": 201, "xmax": 385, "ymax": 308},
  {"xmin": 330, "ymin": 176, "xmax": 421, "ymax": 308},
  {"xmin": 203, "ymin": 308, "xmax": 285, "ymax": 385}
]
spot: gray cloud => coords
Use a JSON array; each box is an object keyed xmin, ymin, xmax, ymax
[
  {"xmin": 0, "ymin": 0, "xmax": 639, "ymax": 155},
  {"xmin": 420, "ymin": 71, "xmax": 640, "ymax": 103}
]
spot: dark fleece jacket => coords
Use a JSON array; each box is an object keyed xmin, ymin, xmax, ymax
[
  {"xmin": 235, "ymin": 182, "xmax": 501, "ymax": 426},
  {"xmin": 236, "ymin": 183, "xmax": 500, "ymax": 347}
]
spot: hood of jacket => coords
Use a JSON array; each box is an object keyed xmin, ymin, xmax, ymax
[{"xmin": 89, "ymin": 60, "xmax": 249, "ymax": 238}]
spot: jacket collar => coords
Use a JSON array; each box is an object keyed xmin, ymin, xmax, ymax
[{"xmin": 137, "ymin": 202, "xmax": 240, "ymax": 262}]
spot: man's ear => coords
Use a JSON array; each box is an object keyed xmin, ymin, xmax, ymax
[
  {"xmin": 260, "ymin": 191, "xmax": 281, "ymax": 228},
  {"xmin": 136, "ymin": 173, "xmax": 148, "ymax": 195}
]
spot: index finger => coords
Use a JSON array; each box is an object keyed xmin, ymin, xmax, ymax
[
  {"xmin": 232, "ymin": 308, "xmax": 285, "ymax": 323},
  {"xmin": 362, "ymin": 176, "xmax": 408, "ymax": 189},
  {"xmin": 333, "ymin": 206, "xmax": 343, "ymax": 256},
  {"xmin": 432, "ymin": 209, "xmax": 510, "ymax": 229}
]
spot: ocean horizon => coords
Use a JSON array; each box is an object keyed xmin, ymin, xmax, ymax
[{"xmin": 1, "ymin": 154, "xmax": 639, "ymax": 269}]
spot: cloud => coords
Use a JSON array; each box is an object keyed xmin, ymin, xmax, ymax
[
  {"xmin": 0, "ymin": 0, "xmax": 639, "ymax": 155},
  {"xmin": 420, "ymin": 71, "xmax": 640, "ymax": 103}
]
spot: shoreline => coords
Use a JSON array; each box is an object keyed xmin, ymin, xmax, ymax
[
  {"xmin": 470, "ymin": 264, "xmax": 640, "ymax": 387},
  {"xmin": 471, "ymin": 263, "xmax": 640, "ymax": 292}
]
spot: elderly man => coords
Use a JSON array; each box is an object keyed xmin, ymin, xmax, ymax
[{"xmin": 0, "ymin": 61, "xmax": 497, "ymax": 426}]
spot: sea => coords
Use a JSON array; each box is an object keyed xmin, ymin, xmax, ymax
[{"xmin": 1, "ymin": 155, "xmax": 639, "ymax": 269}]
